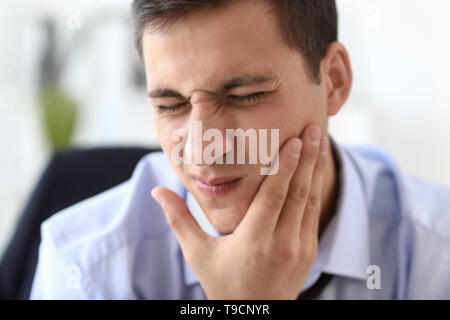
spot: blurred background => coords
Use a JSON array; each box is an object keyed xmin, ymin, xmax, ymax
[{"xmin": 0, "ymin": 0, "xmax": 449, "ymax": 258}]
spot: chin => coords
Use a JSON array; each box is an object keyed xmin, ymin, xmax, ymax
[
  {"xmin": 207, "ymin": 206, "xmax": 246, "ymax": 234},
  {"xmin": 192, "ymin": 192, "xmax": 251, "ymax": 234}
]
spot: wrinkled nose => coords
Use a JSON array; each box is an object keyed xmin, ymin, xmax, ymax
[{"xmin": 183, "ymin": 93, "xmax": 234, "ymax": 166}]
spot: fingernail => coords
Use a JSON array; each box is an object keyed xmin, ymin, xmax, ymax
[
  {"xmin": 320, "ymin": 136, "xmax": 329, "ymax": 155},
  {"xmin": 289, "ymin": 139, "xmax": 302, "ymax": 158},
  {"xmin": 309, "ymin": 127, "xmax": 321, "ymax": 146}
]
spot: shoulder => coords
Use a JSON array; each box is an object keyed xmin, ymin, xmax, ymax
[
  {"xmin": 41, "ymin": 151, "xmax": 181, "ymax": 255},
  {"xmin": 400, "ymin": 174, "xmax": 450, "ymax": 239},
  {"xmin": 31, "ymin": 151, "xmax": 185, "ymax": 299},
  {"xmin": 345, "ymin": 144, "xmax": 450, "ymax": 241},
  {"xmin": 342, "ymin": 144, "xmax": 450, "ymax": 298}
]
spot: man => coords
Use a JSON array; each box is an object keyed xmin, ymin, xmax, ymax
[{"xmin": 30, "ymin": 0, "xmax": 450, "ymax": 299}]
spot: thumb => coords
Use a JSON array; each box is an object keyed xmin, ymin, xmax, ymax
[{"xmin": 151, "ymin": 186, "xmax": 210, "ymax": 254}]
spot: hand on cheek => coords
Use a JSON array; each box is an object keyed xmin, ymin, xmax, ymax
[{"xmin": 151, "ymin": 124, "xmax": 328, "ymax": 299}]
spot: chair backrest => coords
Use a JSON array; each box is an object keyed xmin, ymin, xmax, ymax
[{"xmin": 0, "ymin": 146, "xmax": 159, "ymax": 299}]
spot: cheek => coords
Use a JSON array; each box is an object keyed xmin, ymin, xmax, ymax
[
  {"xmin": 274, "ymin": 89, "xmax": 325, "ymax": 141},
  {"xmin": 250, "ymin": 97, "xmax": 308, "ymax": 144},
  {"xmin": 154, "ymin": 119, "xmax": 189, "ymax": 176},
  {"xmin": 155, "ymin": 118, "xmax": 182, "ymax": 151}
]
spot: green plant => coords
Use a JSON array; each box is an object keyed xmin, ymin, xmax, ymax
[{"xmin": 39, "ymin": 87, "xmax": 78, "ymax": 151}]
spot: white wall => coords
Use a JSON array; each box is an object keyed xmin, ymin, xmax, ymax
[{"xmin": 331, "ymin": 0, "xmax": 450, "ymax": 184}]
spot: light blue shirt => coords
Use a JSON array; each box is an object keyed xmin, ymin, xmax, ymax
[{"xmin": 30, "ymin": 138, "xmax": 450, "ymax": 299}]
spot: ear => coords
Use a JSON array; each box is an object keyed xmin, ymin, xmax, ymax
[{"xmin": 321, "ymin": 42, "xmax": 353, "ymax": 117}]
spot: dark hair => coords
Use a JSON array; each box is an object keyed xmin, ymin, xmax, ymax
[{"xmin": 131, "ymin": 0, "xmax": 338, "ymax": 83}]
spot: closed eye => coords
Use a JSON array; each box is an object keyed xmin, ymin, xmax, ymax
[
  {"xmin": 157, "ymin": 92, "xmax": 267, "ymax": 113},
  {"xmin": 227, "ymin": 92, "xmax": 267, "ymax": 105},
  {"xmin": 157, "ymin": 101, "xmax": 187, "ymax": 113}
]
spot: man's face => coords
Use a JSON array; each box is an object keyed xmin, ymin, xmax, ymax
[{"xmin": 143, "ymin": 0, "xmax": 329, "ymax": 234}]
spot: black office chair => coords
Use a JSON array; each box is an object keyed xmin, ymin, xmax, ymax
[{"xmin": 0, "ymin": 146, "xmax": 161, "ymax": 300}]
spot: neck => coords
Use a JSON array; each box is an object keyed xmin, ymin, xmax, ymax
[{"xmin": 318, "ymin": 136, "xmax": 341, "ymax": 239}]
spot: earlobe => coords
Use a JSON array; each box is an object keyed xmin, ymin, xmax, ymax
[{"xmin": 323, "ymin": 42, "xmax": 353, "ymax": 117}]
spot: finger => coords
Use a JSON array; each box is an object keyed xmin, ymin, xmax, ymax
[
  {"xmin": 237, "ymin": 137, "xmax": 302, "ymax": 239},
  {"xmin": 151, "ymin": 186, "xmax": 211, "ymax": 256},
  {"xmin": 300, "ymin": 135, "xmax": 328, "ymax": 242},
  {"xmin": 275, "ymin": 125, "xmax": 322, "ymax": 237}
]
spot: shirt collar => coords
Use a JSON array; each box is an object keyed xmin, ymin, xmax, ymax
[
  {"xmin": 182, "ymin": 135, "xmax": 371, "ymax": 288},
  {"xmin": 314, "ymin": 136, "xmax": 370, "ymax": 282}
]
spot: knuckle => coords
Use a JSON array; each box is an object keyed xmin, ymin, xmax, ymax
[
  {"xmin": 275, "ymin": 246, "xmax": 297, "ymax": 263},
  {"xmin": 165, "ymin": 213, "xmax": 177, "ymax": 228},
  {"xmin": 289, "ymin": 183, "xmax": 309, "ymax": 203},
  {"xmin": 274, "ymin": 238, "xmax": 298, "ymax": 264},
  {"xmin": 308, "ymin": 194, "xmax": 320, "ymax": 208},
  {"xmin": 307, "ymin": 207, "xmax": 319, "ymax": 222},
  {"xmin": 265, "ymin": 189, "xmax": 286, "ymax": 211}
]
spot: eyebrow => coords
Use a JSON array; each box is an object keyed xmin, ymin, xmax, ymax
[{"xmin": 147, "ymin": 73, "xmax": 277, "ymax": 99}]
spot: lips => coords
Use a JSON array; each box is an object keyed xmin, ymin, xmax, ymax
[
  {"xmin": 192, "ymin": 174, "xmax": 243, "ymax": 198},
  {"xmin": 194, "ymin": 175, "xmax": 240, "ymax": 185}
]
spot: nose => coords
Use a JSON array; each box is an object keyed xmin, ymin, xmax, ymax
[{"xmin": 183, "ymin": 95, "xmax": 235, "ymax": 166}]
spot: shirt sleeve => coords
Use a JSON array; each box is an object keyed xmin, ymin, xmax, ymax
[{"xmin": 29, "ymin": 222, "xmax": 88, "ymax": 300}]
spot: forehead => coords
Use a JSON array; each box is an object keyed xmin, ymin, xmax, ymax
[{"xmin": 142, "ymin": 0, "xmax": 295, "ymax": 94}]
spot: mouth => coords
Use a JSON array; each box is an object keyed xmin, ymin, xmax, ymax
[{"xmin": 192, "ymin": 174, "xmax": 243, "ymax": 199}]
